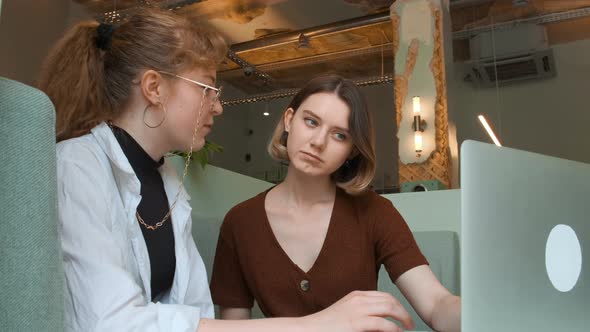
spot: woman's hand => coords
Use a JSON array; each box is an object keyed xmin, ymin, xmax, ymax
[{"xmin": 303, "ymin": 290, "xmax": 415, "ymax": 332}]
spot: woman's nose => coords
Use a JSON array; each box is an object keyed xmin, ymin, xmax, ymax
[
  {"xmin": 211, "ymin": 99, "xmax": 223, "ymax": 116},
  {"xmin": 310, "ymin": 130, "xmax": 327, "ymax": 150}
]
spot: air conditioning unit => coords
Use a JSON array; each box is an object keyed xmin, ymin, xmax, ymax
[{"xmin": 462, "ymin": 24, "xmax": 556, "ymax": 88}]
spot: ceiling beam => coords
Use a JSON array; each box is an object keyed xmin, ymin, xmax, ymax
[
  {"xmin": 230, "ymin": 11, "xmax": 391, "ymax": 53},
  {"xmin": 450, "ymin": 0, "xmax": 494, "ymax": 8}
]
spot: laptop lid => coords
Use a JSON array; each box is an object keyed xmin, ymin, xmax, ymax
[{"xmin": 461, "ymin": 140, "xmax": 588, "ymax": 331}]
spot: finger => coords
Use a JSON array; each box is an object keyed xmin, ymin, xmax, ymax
[
  {"xmin": 359, "ymin": 316, "xmax": 403, "ymax": 332},
  {"xmin": 344, "ymin": 291, "xmax": 415, "ymax": 330},
  {"xmin": 351, "ymin": 290, "xmax": 394, "ymax": 298},
  {"xmin": 363, "ymin": 298, "xmax": 415, "ymax": 331}
]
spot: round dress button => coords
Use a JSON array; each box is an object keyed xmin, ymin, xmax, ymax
[{"xmin": 300, "ymin": 279, "xmax": 310, "ymax": 292}]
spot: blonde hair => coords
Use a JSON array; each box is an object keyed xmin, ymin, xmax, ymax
[
  {"xmin": 268, "ymin": 75, "xmax": 376, "ymax": 195},
  {"xmin": 38, "ymin": 8, "xmax": 227, "ymax": 142}
]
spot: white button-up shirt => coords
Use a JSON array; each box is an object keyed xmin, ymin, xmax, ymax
[{"xmin": 57, "ymin": 122, "xmax": 213, "ymax": 331}]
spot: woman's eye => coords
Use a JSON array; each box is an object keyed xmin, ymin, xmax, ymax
[
  {"xmin": 334, "ymin": 133, "xmax": 347, "ymax": 141},
  {"xmin": 304, "ymin": 118, "xmax": 318, "ymax": 126}
]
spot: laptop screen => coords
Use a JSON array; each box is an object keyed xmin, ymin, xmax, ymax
[{"xmin": 460, "ymin": 140, "xmax": 588, "ymax": 332}]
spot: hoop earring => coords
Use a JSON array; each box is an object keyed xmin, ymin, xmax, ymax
[{"xmin": 143, "ymin": 102, "xmax": 167, "ymax": 128}]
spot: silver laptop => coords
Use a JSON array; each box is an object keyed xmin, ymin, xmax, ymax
[{"xmin": 461, "ymin": 140, "xmax": 588, "ymax": 331}]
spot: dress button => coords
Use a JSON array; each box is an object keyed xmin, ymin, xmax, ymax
[{"xmin": 300, "ymin": 279, "xmax": 310, "ymax": 292}]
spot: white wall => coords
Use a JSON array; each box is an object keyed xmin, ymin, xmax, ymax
[{"xmin": 449, "ymin": 39, "xmax": 590, "ymax": 169}]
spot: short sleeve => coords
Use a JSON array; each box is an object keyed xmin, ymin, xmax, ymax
[
  {"xmin": 371, "ymin": 195, "xmax": 428, "ymax": 283},
  {"xmin": 209, "ymin": 210, "xmax": 254, "ymax": 308}
]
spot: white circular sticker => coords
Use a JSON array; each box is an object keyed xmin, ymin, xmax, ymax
[{"xmin": 545, "ymin": 224, "xmax": 583, "ymax": 292}]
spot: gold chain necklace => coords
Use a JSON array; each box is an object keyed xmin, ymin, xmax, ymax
[{"xmin": 108, "ymin": 98, "xmax": 205, "ymax": 231}]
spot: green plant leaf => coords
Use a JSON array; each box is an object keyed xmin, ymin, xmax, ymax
[
  {"xmin": 205, "ymin": 140, "xmax": 224, "ymax": 153},
  {"xmin": 169, "ymin": 140, "xmax": 223, "ymax": 168},
  {"xmin": 193, "ymin": 148, "xmax": 208, "ymax": 168}
]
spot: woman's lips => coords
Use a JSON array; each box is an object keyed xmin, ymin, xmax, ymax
[{"xmin": 301, "ymin": 151, "xmax": 323, "ymax": 163}]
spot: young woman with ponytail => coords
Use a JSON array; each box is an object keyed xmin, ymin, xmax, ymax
[{"xmin": 38, "ymin": 8, "xmax": 406, "ymax": 332}]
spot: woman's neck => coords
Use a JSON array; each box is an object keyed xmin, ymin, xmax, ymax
[
  {"xmin": 278, "ymin": 165, "xmax": 336, "ymax": 207},
  {"xmin": 111, "ymin": 112, "xmax": 169, "ymax": 161}
]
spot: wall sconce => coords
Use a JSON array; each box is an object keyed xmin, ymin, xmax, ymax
[{"xmin": 412, "ymin": 96, "xmax": 427, "ymax": 157}]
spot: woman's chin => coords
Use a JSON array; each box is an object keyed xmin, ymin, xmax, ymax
[
  {"xmin": 173, "ymin": 139, "xmax": 205, "ymax": 154},
  {"xmin": 186, "ymin": 135, "xmax": 206, "ymax": 151},
  {"xmin": 190, "ymin": 141, "xmax": 206, "ymax": 152}
]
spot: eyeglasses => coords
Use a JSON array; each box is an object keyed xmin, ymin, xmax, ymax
[{"xmin": 158, "ymin": 71, "xmax": 222, "ymax": 104}]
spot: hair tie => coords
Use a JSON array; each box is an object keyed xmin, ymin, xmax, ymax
[{"xmin": 95, "ymin": 22, "xmax": 115, "ymax": 51}]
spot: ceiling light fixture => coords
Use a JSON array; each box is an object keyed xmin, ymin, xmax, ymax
[
  {"xmin": 478, "ymin": 115, "xmax": 502, "ymax": 147},
  {"xmin": 297, "ymin": 33, "xmax": 311, "ymax": 49}
]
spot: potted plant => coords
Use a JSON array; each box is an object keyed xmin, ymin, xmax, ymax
[{"xmin": 170, "ymin": 140, "xmax": 223, "ymax": 168}]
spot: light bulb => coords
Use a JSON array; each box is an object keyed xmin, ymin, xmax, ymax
[
  {"xmin": 414, "ymin": 131, "xmax": 423, "ymax": 152},
  {"xmin": 413, "ymin": 96, "xmax": 421, "ymax": 114}
]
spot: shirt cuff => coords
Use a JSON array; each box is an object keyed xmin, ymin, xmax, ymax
[{"xmin": 156, "ymin": 303, "xmax": 202, "ymax": 332}]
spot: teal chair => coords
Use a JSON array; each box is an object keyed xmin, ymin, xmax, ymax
[
  {"xmin": 379, "ymin": 231, "xmax": 460, "ymax": 331},
  {"xmin": 0, "ymin": 77, "xmax": 64, "ymax": 331}
]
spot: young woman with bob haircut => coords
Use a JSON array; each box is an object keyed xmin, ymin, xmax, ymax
[{"xmin": 211, "ymin": 75, "xmax": 461, "ymax": 332}]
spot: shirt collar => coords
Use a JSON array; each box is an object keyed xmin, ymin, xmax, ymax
[
  {"xmin": 109, "ymin": 124, "xmax": 164, "ymax": 174},
  {"xmin": 91, "ymin": 122, "xmax": 135, "ymax": 176},
  {"xmin": 91, "ymin": 122, "xmax": 191, "ymax": 201}
]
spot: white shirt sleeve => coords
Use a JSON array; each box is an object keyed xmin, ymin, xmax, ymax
[{"xmin": 57, "ymin": 145, "xmax": 202, "ymax": 332}]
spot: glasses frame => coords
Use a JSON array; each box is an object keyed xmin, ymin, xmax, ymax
[{"xmin": 158, "ymin": 71, "xmax": 222, "ymax": 104}]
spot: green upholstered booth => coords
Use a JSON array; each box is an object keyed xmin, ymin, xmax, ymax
[{"xmin": 0, "ymin": 77, "xmax": 64, "ymax": 331}]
